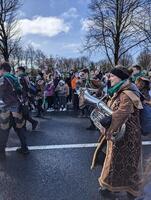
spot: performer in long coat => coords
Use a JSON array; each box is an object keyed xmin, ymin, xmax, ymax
[{"xmin": 91, "ymin": 66, "xmax": 143, "ymax": 199}]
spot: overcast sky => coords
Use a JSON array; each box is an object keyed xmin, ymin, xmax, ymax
[{"xmin": 17, "ymin": 0, "xmax": 100, "ymax": 60}]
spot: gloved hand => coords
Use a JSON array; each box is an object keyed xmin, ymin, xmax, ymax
[{"xmin": 100, "ymin": 115, "xmax": 112, "ymax": 129}]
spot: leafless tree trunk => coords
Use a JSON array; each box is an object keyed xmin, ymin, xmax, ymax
[
  {"xmin": 137, "ymin": 48, "xmax": 151, "ymax": 71},
  {"xmin": 119, "ymin": 53, "xmax": 133, "ymax": 68},
  {"xmin": 97, "ymin": 59, "xmax": 112, "ymax": 73},
  {"xmin": 0, "ymin": 0, "xmax": 21, "ymax": 61},
  {"xmin": 24, "ymin": 45, "xmax": 36, "ymax": 68},
  {"xmin": 136, "ymin": 1, "xmax": 151, "ymax": 46},
  {"xmin": 35, "ymin": 49, "xmax": 46, "ymax": 69},
  {"xmin": 10, "ymin": 43, "xmax": 24, "ymax": 66},
  {"xmin": 84, "ymin": 0, "xmax": 148, "ymax": 66}
]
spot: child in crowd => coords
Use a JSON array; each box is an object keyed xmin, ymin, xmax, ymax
[
  {"xmin": 45, "ymin": 80, "xmax": 55, "ymax": 111},
  {"xmin": 55, "ymin": 80, "xmax": 69, "ymax": 111}
]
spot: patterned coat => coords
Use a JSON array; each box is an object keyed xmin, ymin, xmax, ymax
[{"xmin": 91, "ymin": 80, "xmax": 143, "ymax": 197}]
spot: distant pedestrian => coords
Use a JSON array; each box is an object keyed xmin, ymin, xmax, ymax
[{"xmin": 55, "ymin": 80, "xmax": 69, "ymax": 111}]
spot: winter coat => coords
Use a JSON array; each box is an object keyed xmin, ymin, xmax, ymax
[
  {"xmin": 45, "ymin": 84, "xmax": 54, "ymax": 97},
  {"xmin": 0, "ymin": 76, "xmax": 19, "ymax": 107},
  {"xmin": 91, "ymin": 80, "xmax": 143, "ymax": 197},
  {"xmin": 55, "ymin": 83, "xmax": 69, "ymax": 97}
]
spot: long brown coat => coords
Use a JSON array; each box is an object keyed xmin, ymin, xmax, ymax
[{"xmin": 91, "ymin": 80, "xmax": 143, "ymax": 197}]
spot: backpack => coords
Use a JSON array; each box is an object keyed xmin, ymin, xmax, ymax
[
  {"xmin": 140, "ymin": 103, "xmax": 151, "ymax": 136},
  {"xmin": 4, "ymin": 75, "xmax": 30, "ymax": 118},
  {"xmin": 29, "ymin": 82, "xmax": 37, "ymax": 95},
  {"xmin": 4, "ymin": 74, "xmax": 22, "ymax": 95},
  {"xmin": 123, "ymin": 90, "xmax": 151, "ymax": 136},
  {"xmin": 19, "ymin": 76, "xmax": 37, "ymax": 96}
]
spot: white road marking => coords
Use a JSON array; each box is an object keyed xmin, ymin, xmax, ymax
[
  {"xmin": 5, "ymin": 143, "xmax": 98, "ymax": 152},
  {"xmin": 5, "ymin": 141, "xmax": 151, "ymax": 152},
  {"xmin": 142, "ymin": 141, "xmax": 151, "ymax": 146}
]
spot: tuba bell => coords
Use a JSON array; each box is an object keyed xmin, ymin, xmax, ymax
[{"xmin": 77, "ymin": 88, "xmax": 126, "ymax": 141}]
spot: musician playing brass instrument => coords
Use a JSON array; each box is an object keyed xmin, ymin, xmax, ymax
[{"xmin": 91, "ymin": 66, "xmax": 143, "ymax": 200}]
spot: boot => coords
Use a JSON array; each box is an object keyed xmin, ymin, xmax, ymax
[
  {"xmin": 16, "ymin": 147, "xmax": 29, "ymax": 155},
  {"xmin": 15, "ymin": 127, "xmax": 29, "ymax": 155}
]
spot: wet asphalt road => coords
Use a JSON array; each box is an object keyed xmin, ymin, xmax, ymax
[{"xmin": 0, "ymin": 111, "xmax": 151, "ymax": 200}]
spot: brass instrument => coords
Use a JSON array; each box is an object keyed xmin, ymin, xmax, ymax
[
  {"xmin": 77, "ymin": 88, "xmax": 126, "ymax": 141},
  {"xmin": 0, "ymin": 100, "xmax": 5, "ymax": 111}
]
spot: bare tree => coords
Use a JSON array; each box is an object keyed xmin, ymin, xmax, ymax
[
  {"xmin": 24, "ymin": 45, "xmax": 36, "ymax": 68},
  {"xmin": 10, "ymin": 43, "xmax": 24, "ymax": 66},
  {"xmin": 119, "ymin": 53, "xmax": 133, "ymax": 67},
  {"xmin": 137, "ymin": 48, "xmax": 151, "ymax": 71},
  {"xmin": 79, "ymin": 56, "xmax": 90, "ymax": 68},
  {"xmin": 136, "ymin": 0, "xmax": 151, "ymax": 45},
  {"xmin": 98, "ymin": 59, "xmax": 112, "ymax": 73},
  {"xmin": 85, "ymin": 0, "xmax": 148, "ymax": 66},
  {"xmin": 0, "ymin": 0, "xmax": 21, "ymax": 61},
  {"xmin": 145, "ymin": 3, "xmax": 151, "ymax": 44},
  {"xmin": 51, "ymin": 56, "xmax": 91, "ymax": 73},
  {"xmin": 35, "ymin": 49, "xmax": 46, "ymax": 69},
  {"xmin": 42, "ymin": 55, "xmax": 55, "ymax": 73}
]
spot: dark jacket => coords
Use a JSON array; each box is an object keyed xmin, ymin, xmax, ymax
[
  {"xmin": 0, "ymin": 76, "xmax": 19, "ymax": 107},
  {"xmin": 19, "ymin": 75, "xmax": 29, "ymax": 101}
]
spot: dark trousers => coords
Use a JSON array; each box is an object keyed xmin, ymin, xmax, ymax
[
  {"xmin": 0, "ymin": 126, "xmax": 28, "ymax": 152},
  {"xmin": 37, "ymin": 99, "xmax": 43, "ymax": 115},
  {"xmin": 22, "ymin": 105, "xmax": 37, "ymax": 125},
  {"xmin": 59, "ymin": 96, "xmax": 66, "ymax": 108},
  {"xmin": 0, "ymin": 129, "xmax": 9, "ymax": 152},
  {"xmin": 12, "ymin": 116, "xmax": 28, "ymax": 150},
  {"xmin": 46, "ymin": 96, "xmax": 54, "ymax": 108},
  {"xmin": 67, "ymin": 88, "xmax": 72, "ymax": 102},
  {"xmin": 72, "ymin": 91, "xmax": 79, "ymax": 111},
  {"xmin": 80, "ymin": 106, "xmax": 89, "ymax": 116},
  {"xmin": 53, "ymin": 92, "xmax": 59, "ymax": 109},
  {"xmin": 0, "ymin": 110, "xmax": 28, "ymax": 152},
  {"xmin": 15, "ymin": 127, "xmax": 28, "ymax": 150}
]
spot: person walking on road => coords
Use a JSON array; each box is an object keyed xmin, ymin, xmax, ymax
[
  {"xmin": 91, "ymin": 66, "xmax": 143, "ymax": 200},
  {"xmin": 0, "ymin": 62, "xmax": 29, "ymax": 157}
]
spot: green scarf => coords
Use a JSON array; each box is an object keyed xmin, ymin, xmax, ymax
[
  {"xmin": 4, "ymin": 72, "xmax": 21, "ymax": 91},
  {"xmin": 19, "ymin": 72, "xmax": 27, "ymax": 77},
  {"xmin": 131, "ymin": 72, "xmax": 145, "ymax": 82},
  {"xmin": 108, "ymin": 80, "xmax": 126, "ymax": 97}
]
